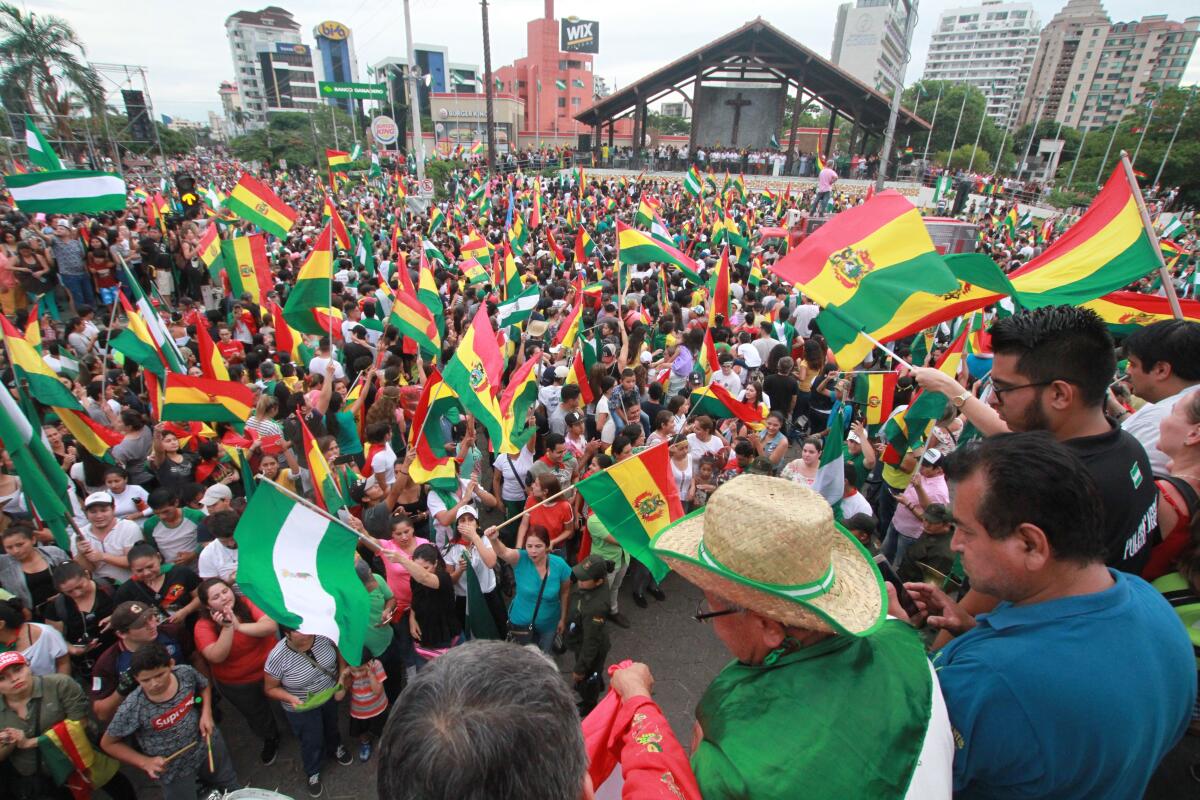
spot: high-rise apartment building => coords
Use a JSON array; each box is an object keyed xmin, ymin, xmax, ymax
[
  {"xmin": 1017, "ymin": 0, "xmax": 1200, "ymax": 131},
  {"xmin": 830, "ymin": 0, "xmax": 912, "ymax": 94},
  {"xmin": 313, "ymin": 20, "xmax": 359, "ymax": 115},
  {"xmin": 923, "ymin": 2, "xmax": 1041, "ymax": 130},
  {"xmin": 225, "ymin": 6, "xmax": 318, "ymax": 127}
]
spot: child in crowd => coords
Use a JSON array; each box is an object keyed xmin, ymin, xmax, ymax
[{"xmin": 343, "ymin": 650, "xmax": 388, "ymax": 762}]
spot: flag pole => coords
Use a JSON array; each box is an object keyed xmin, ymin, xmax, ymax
[{"xmin": 1119, "ymin": 150, "xmax": 1184, "ymax": 320}]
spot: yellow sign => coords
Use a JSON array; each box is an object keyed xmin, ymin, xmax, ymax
[{"xmin": 316, "ymin": 20, "xmax": 349, "ymax": 41}]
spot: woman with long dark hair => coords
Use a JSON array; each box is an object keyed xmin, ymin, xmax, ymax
[{"xmin": 381, "ymin": 542, "xmax": 461, "ymax": 664}]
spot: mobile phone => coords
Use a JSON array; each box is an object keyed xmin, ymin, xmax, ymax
[{"xmin": 874, "ymin": 554, "xmax": 920, "ymax": 619}]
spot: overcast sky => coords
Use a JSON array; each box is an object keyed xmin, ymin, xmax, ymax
[{"xmin": 18, "ymin": 0, "xmax": 1200, "ymax": 120}]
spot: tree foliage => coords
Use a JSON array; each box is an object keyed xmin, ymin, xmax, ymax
[
  {"xmin": 228, "ymin": 108, "xmax": 363, "ymax": 169},
  {"xmin": 903, "ymin": 81, "xmax": 1007, "ymax": 167}
]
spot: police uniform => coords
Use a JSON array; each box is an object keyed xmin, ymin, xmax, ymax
[{"xmin": 566, "ymin": 554, "xmax": 611, "ymax": 714}]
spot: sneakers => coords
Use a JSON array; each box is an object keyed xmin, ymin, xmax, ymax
[
  {"xmin": 307, "ymin": 773, "xmax": 323, "ymax": 797},
  {"xmin": 260, "ymin": 737, "xmax": 278, "ymax": 766},
  {"xmin": 632, "ymin": 592, "xmax": 648, "ymax": 608},
  {"xmin": 648, "ymin": 586, "xmax": 667, "ymax": 602},
  {"xmin": 607, "ymin": 611, "xmax": 631, "ymax": 628},
  {"xmin": 359, "ymin": 740, "xmax": 372, "ymax": 762},
  {"xmin": 335, "ymin": 744, "xmax": 353, "ymax": 766}
]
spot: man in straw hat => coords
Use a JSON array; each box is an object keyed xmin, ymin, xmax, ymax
[
  {"xmin": 895, "ymin": 433, "xmax": 1194, "ymax": 799},
  {"xmin": 650, "ymin": 473, "xmax": 953, "ymax": 798}
]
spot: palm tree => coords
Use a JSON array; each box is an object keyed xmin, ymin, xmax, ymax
[{"xmin": 0, "ymin": 3, "xmax": 104, "ymax": 146}]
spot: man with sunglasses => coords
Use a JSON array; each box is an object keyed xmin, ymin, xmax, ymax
[{"xmin": 912, "ymin": 305, "xmax": 1159, "ymax": 579}]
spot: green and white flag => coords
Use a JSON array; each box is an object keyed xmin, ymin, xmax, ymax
[
  {"xmin": 349, "ymin": 143, "xmax": 362, "ymax": 162},
  {"xmin": 422, "ymin": 238, "xmax": 448, "ymax": 266},
  {"xmin": 354, "ymin": 231, "xmax": 374, "ymax": 272},
  {"xmin": 812, "ymin": 405, "xmax": 846, "ymax": 512},
  {"xmin": 555, "ymin": 79, "xmax": 567, "ymax": 90},
  {"xmin": 1160, "ymin": 216, "xmax": 1186, "ymax": 241},
  {"xmin": 24, "ymin": 115, "xmax": 63, "ymax": 171},
  {"xmin": 572, "ymin": 78, "xmax": 585, "ymax": 89},
  {"xmin": 0, "ymin": 384, "xmax": 72, "ymax": 548},
  {"xmin": 369, "ymin": 150, "xmax": 382, "ymax": 178},
  {"xmin": 6, "ymin": 170, "xmax": 126, "ymax": 215},
  {"xmin": 932, "ymin": 174, "xmax": 953, "ymax": 204},
  {"xmin": 496, "ymin": 284, "xmax": 539, "ymax": 329},
  {"xmin": 235, "ymin": 479, "xmax": 371, "ymax": 664},
  {"xmin": 119, "ymin": 261, "xmax": 187, "ymax": 374}
]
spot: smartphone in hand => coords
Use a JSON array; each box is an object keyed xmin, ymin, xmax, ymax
[{"xmin": 874, "ymin": 554, "xmax": 920, "ymax": 619}]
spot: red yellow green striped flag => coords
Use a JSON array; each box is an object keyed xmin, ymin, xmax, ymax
[
  {"xmin": 707, "ymin": 245, "xmax": 732, "ymax": 327},
  {"xmin": 576, "ymin": 443, "xmax": 684, "ymax": 582},
  {"xmin": 408, "ymin": 369, "xmax": 461, "ymax": 490},
  {"xmin": 219, "ymin": 233, "xmax": 273, "ymax": 305},
  {"xmin": 499, "ymin": 356, "xmax": 540, "ymax": 451},
  {"xmin": 698, "ymin": 327, "xmax": 719, "ymax": 379},
  {"xmin": 689, "ymin": 383, "xmax": 769, "ymax": 430},
  {"xmin": 907, "ymin": 327, "xmax": 968, "ymax": 421},
  {"xmin": 109, "ymin": 292, "xmax": 169, "ymax": 380},
  {"xmin": 460, "ymin": 257, "xmax": 489, "ymax": 286},
  {"xmin": 552, "ymin": 296, "xmax": 583, "ymax": 350},
  {"xmin": 37, "ymin": 718, "xmax": 121, "ymax": 799},
  {"xmin": 283, "ymin": 224, "xmax": 342, "ymax": 337},
  {"xmin": 326, "ymin": 148, "xmax": 352, "ymax": 173},
  {"xmin": 574, "ymin": 227, "xmax": 596, "ymax": 263},
  {"xmin": 1008, "ymin": 165, "xmax": 1160, "ymax": 307},
  {"xmin": 267, "ymin": 299, "xmax": 302, "ymax": 363},
  {"xmin": 1082, "ymin": 290, "xmax": 1200, "ymax": 337},
  {"xmin": 194, "ymin": 317, "xmax": 230, "ymax": 381},
  {"xmin": 162, "ymin": 373, "xmax": 254, "ymax": 424},
  {"xmin": 388, "ymin": 285, "xmax": 442, "ymax": 359},
  {"xmin": 198, "ymin": 223, "xmax": 222, "ymax": 281},
  {"xmin": 58, "ymin": 408, "xmax": 123, "ymax": 462},
  {"xmin": 323, "ymin": 194, "xmax": 351, "ymax": 249},
  {"xmin": 442, "ymin": 304, "xmax": 507, "ymax": 451},
  {"xmin": 615, "ymin": 219, "xmax": 703, "ymax": 283},
  {"xmin": 0, "ymin": 315, "xmax": 80, "ymax": 408},
  {"xmin": 565, "ymin": 349, "xmax": 594, "ymax": 404},
  {"xmin": 224, "ymin": 173, "xmax": 297, "ymax": 238},
  {"xmin": 300, "ymin": 413, "xmax": 345, "ymax": 515},
  {"xmin": 461, "ymin": 232, "xmax": 492, "ymax": 265},
  {"xmin": 854, "ymin": 372, "xmax": 898, "ymax": 430},
  {"xmin": 770, "ymin": 190, "xmax": 961, "ymax": 369}
]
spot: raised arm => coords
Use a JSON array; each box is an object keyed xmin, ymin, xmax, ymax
[{"xmin": 484, "ymin": 525, "xmax": 520, "ymax": 566}]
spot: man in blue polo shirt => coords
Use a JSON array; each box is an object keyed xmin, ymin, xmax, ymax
[{"xmin": 895, "ymin": 433, "xmax": 1193, "ymax": 799}]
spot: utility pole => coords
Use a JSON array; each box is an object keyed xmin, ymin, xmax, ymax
[
  {"xmin": 481, "ymin": 0, "xmax": 497, "ymax": 174},
  {"xmin": 946, "ymin": 89, "xmax": 969, "ymax": 165},
  {"xmin": 1131, "ymin": 92, "xmax": 1156, "ymax": 166},
  {"xmin": 403, "ymin": 0, "xmax": 426, "ymax": 183},
  {"xmin": 876, "ymin": 0, "xmax": 918, "ymax": 191},
  {"xmin": 920, "ymin": 83, "xmax": 943, "ymax": 164},
  {"xmin": 1015, "ymin": 94, "xmax": 1045, "ymax": 181},
  {"xmin": 1154, "ymin": 87, "xmax": 1194, "ymax": 189}
]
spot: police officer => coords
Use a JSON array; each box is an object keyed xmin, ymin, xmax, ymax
[{"xmin": 566, "ymin": 554, "xmax": 612, "ymax": 715}]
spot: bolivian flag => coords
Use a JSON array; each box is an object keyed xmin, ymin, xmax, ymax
[
  {"xmin": 770, "ymin": 191, "xmax": 961, "ymax": 369},
  {"xmin": 267, "ymin": 299, "xmax": 302, "ymax": 363},
  {"xmin": 706, "ymin": 246, "xmax": 732, "ymax": 327},
  {"xmin": 58, "ymin": 408, "xmax": 123, "ymax": 462},
  {"xmin": 283, "ymin": 224, "xmax": 342, "ymax": 337},
  {"xmin": 198, "ymin": 223, "xmax": 223, "ymax": 282},
  {"xmin": 418, "ymin": 253, "xmax": 446, "ymax": 341},
  {"xmin": 427, "ymin": 206, "xmax": 445, "ymax": 236},
  {"xmin": 389, "ymin": 287, "xmax": 441, "ymax": 359},
  {"xmin": 323, "ymin": 194, "xmax": 351, "ymax": 249},
  {"xmin": 576, "ymin": 443, "xmax": 684, "ymax": 582},
  {"xmin": 194, "ymin": 319, "xmax": 230, "ymax": 381},
  {"xmin": 220, "ymin": 234, "xmax": 273, "ymax": 305},
  {"xmin": 565, "ymin": 349, "xmax": 594, "ymax": 404},
  {"xmin": 0, "ymin": 316, "xmax": 80, "ymax": 408},
  {"xmin": 300, "ymin": 413, "xmax": 345, "ymax": 515},
  {"xmin": 162, "ymin": 373, "xmax": 254, "ymax": 424},
  {"xmin": 109, "ymin": 292, "xmax": 169, "ymax": 379},
  {"xmin": 326, "ymin": 149, "xmax": 352, "ymax": 173},
  {"xmin": 499, "ymin": 357, "xmax": 540, "ymax": 451},
  {"xmin": 408, "ymin": 369, "xmax": 461, "ymax": 490},
  {"xmin": 1082, "ymin": 290, "xmax": 1200, "ymax": 337},
  {"xmin": 615, "ymin": 220, "xmax": 702, "ymax": 284},
  {"xmin": 907, "ymin": 327, "xmax": 968, "ymax": 421},
  {"xmin": 460, "ymin": 257, "xmax": 489, "ymax": 285},
  {"xmin": 37, "ymin": 718, "xmax": 120, "ymax": 799},
  {"xmin": 574, "ymin": 227, "xmax": 596, "ymax": 262},
  {"xmin": 854, "ymin": 372, "xmax": 898, "ymax": 430},
  {"xmin": 552, "ymin": 297, "xmax": 583, "ymax": 350},
  {"xmin": 442, "ymin": 305, "xmax": 507, "ymax": 451},
  {"xmin": 225, "ymin": 173, "xmax": 297, "ymax": 239},
  {"xmin": 689, "ymin": 383, "xmax": 768, "ymax": 430},
  {"xmin": 462, "ymin": 233, "xmax": 492, "ymax": 265}
]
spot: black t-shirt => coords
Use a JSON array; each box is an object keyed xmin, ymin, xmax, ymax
[
  {"xmin": 1063, "ymin": 422, "xmax": 1160, "ymax": 574},
  {"xmin": 763, "ymin": 373, "xmax": 800, "ymax": 414},
  {"xmin": 410, "ymin": 571, "xmax": 461, "ymax": 649},
  {"xmin": 156, "ymin": 453, "xmax": 197, "ymax": 492},
  {"xmin": 114, "ymin": 566, "xmax": 202, "ymax": 616},
  {"xmin": 43, "ymin": 579, "xmax": 118, "ymax": 654}
]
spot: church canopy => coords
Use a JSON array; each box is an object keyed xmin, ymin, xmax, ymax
[{"xmin": 575, "ymin": 17, "xmax": 929, "ymax": 146}]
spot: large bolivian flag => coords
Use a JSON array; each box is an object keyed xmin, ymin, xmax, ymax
[
  {"xmin": 162, "ymin": 373, "xmax": 254, "ymax": 424},
  {"xmin": 441, "ymin": 305, "xmax": 507, "ymax": 451},
  {"xmin": 220, "ymin": 233, "xmax": 273, "ymax": 304},
  {"xmin": 770, "ymin": 191, "xmax": 961, "ymax": 369},
  {"xmin": 224, "ymin": 173, "xmax": 297, "ymax": 238},
  {"xmin": 283, "ymin": 224, "xmax": 343, "ymax": 337},
  {"xmin": 408, "ymin": 369, "xmax": 461, "ymax": 491},
  {"xmin": 1082, "ymin": 290, "xmax": 1200, "ymax": 337}
]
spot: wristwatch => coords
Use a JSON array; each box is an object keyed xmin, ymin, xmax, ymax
[{"xmin": 951, "ymin": 390, "xmax": 971, "ymax": 409}]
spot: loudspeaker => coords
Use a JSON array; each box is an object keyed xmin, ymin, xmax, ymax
[{"xmin": 122, "ymin": 90, "xmax": 153, "ymax": 142}]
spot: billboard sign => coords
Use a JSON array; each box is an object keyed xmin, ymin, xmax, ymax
[
  {"xmin": 315, "ymin": 20, "xmax": 350, "ymax": 41},
  {"xmin": 560, "ymin": 17, "xmax": 599, "ymax": 54},
  {"xmin": 371, "ymin": 115, "xmax": 399, "ymax": 146},
  {"xmin": 319, "ymin": 82, "xmax": 387, "ymax": 100},
  {"xmin": 275, "ymin": 43, "xmax": 309, "ymax": 56}
]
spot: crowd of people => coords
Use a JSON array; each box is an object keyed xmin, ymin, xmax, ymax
[{"xmin": 0, "ymin": 146, "xmax": 1198, "ymax": 800}]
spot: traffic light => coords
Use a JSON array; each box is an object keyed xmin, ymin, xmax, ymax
[{"xmin": 175, "ymin": 172, "xmax": 200, "ymax": 215}]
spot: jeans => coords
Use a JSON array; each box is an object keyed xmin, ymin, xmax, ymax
[
  {"xmin": 881, "ymin": 523, "xmax": 918, "ymax": 570},
  {"xmin": 159, "ymin": 727, "xmax": 238, "ymax": 800},
  {"xmin": 628, "ymin": 558, "xmax": 660, "ymax": 597},
  {"xmin": 812, "ymin": 191, "xmax": 831, "ymax": 215},
  {"xmin": 283, "ymin": 698, "xmax": 343, "ymax": 778},
  {"xmin": 59, "ymin": 272, "xmax": 94, "ymax": 309},
  {"xmin": 215, "ymin": 678, "xmax": 280, "ymax": 744},
  {"xmin": 533, "ymin": 626, "xmax": 556, "ymax": 654}
]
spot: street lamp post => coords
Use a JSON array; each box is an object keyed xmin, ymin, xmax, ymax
[
  {"xmin": 402, "ymin": 0, "xmax": 425, "ymax": 183},
  {"xmin": 876, "ymin": 0, "xmax": 918, "ymax": 192}
]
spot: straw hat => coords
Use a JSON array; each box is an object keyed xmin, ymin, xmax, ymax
[{"xmin": 651, "ymin": 475, "xmax": 885, "ymax": 636}]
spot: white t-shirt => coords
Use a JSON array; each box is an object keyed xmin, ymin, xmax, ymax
[
  {"xmin": 710, "ymin": 370, "xmax": 743, "ymax": 394},
  {"xmin": 442, "ymin": 536, "xmax": 496, "ymax": 596},
  {"xmin": 197, "ymin": 539, "xmax": 238, "ymax": 582},
  {"xmin": 307, "ymin": 354, "xmax": 346, "ymax": 381},
  {"xmin": 598, "ymin": 396, "xmax": 616, "ymax": 444},
  {"xmin": 110, "ymin": 485, "xmax": 150, "ymax": 519},
  {"xmin": 370, "ymin": 447, "xmax": 398, "ymax": 487},
  {"xmin": 791, "ymin": 303, "xmax": 821, "ymax": 337},
  {"xmin": 736, "ymin": 342, "xmax": 762, "ymax": 369},
  {"xmin": 22, "ymin": 623, "xmax": 68, "ymax": 677},
  {"xmin": 72, "ymin": 519, "xmax": 143, "ymax": 583},
  {"xmin": 840, "ymin": 490, "xmax": 873, "ymax": 520},
  {"xmin": 145, "ymin": 516, "xmax": 199, "ymax": 564},
  {"xmin": 494, "ymin": 448, "xmax": 534, "ymax": 502},
  {"xmin": 1122, "ymin": 384, "xmax": 1200, "ymax": 476},
  {"xmin": 427, "ymin": 480, "xmax": 474, "ymax": 548},
  {"xmin": 687, "ymin": 433, "xmax": 725, "ymax": 465}
]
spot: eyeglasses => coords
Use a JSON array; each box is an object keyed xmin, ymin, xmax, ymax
[
  {"xmin": 693, "ymin": 597, "xmax": 742, "ymax": 623},
  {"xmin": 989, "ymin": 380, "xmax": 1054, "ymax": 403}
]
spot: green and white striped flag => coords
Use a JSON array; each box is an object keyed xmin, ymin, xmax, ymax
[
  {"xmin": 6, "ymin": 170, "xmax": 126, "ymax": 215},
  {"xmin": 349, "ymin": 143, "xmax": 362, "ymax": 162},
  {"xmin": 572, "ymin": 78, "xmax": 585, "ymax": 89},
  {"xmin": 812, "ymin": 405, "xmax": 846, "ymax": 512},
  {"xmin": 496, "ymin": 284, "xmax": 539, "ymax": 329},
  {"xmin": 369, "ymin": 150, "xmax": 382, "ymax": 178},
  {"xmin": 555, "ymin": 79, "xmax": 567, "ymax": 90},
  {"xmin": 422, "ymin": 238, "xmax": 448, "ymax": 266},
  {"xmin": 235, "ymin": 479, "xmax": 371, "ymax": 664},
  {"xmin": 932, "ymin": 174, "xmax": 953, "ymax": 204},
  {"xmin": 119, "ymin": 262, "xmax": 187, "ymax": 374},
  {"xmin": 1160, "ymin": 216, "xmax": 1186, "ymax": 241},
  {"xmin": 24, "ymin": 115, "xmax": 63, "ymax": 171},
  {"xmin": 0, "ymin": 384, "xmax": 72, "ymax": 548}
]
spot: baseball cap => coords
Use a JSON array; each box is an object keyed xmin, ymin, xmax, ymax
[
  {"xmin": 921, "ymin": 449, "xmax": 943, "ymax": 467},
  {"xmin": 572, "ymin": 554, "xmax": 609, "ymax": 581},
  {"xmin": 847, "ymin": 431, "xmax": 861, "ymax": 444},
  {"xmin": 554, "ymin": 365, "xmax": 569, "ymax": 380},
  {"xmin": 110, "ymin": 601, "xmax": 156, "ymax": 632},
  {"xmin": 564, "ymin": 411, "xmax": 583, "ymax": 427},
  {"xmin": 84, "ymin": 491, "xmax": 115, "ymax": 508},
  {"xmin": 639, "ymin": 351, "xmax": 652, "ymax": 364},
  {"xmin": 456, "ymin": 505, "xmax": 479, "ymax": 521},
  {"xmin": 201, "ymin": 484, "xmax": 233, "ymax": 507},
  {"xmin": 0, "ymin": 651, "xmax": 28, "ymax": 672}
]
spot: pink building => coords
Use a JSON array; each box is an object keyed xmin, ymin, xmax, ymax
[{"xmin": 495, "ymin": 0, "xmax": 631, "ymax": 146}]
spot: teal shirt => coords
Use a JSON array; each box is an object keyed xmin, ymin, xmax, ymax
[
  {"xmin": 363, "ymin": 574, "xmax": 394, "ymax": 657},
  {"xmin": 332, "ymin": 409, "xmax": 363, "ymax": 456},
  {"xmin": 507, "ymin": 551, "xmax": 571, "ymax": 634}
]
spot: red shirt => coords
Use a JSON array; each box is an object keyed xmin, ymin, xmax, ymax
[
  {"xmin": 216, "ymin": 340, "xmax": 245, "ymax": 363},
  {"xmin": 192, "ymin": 598, "xmax": 276, "ymax": 685},
  {"xmin": 524, "ymin": 496, "xmax": 573, "ymax": 542}
]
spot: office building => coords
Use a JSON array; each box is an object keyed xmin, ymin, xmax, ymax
[
  {"xmin": 313, "ymin": 20, "xmax": 359, "ymax": 114},
  {"xmin": 830, "ymin": 0, "xmax": 912, "ymax": 94},
  {"xmin": 923, "ymin": 2, "xmax": 1041, "ymax": 130},
  {"xmin": 1017, "ymin": 0, "xmax": 1200, "ymax": 131},
  {"xmin": 225, "ymin": 6, "xmax": 318, "ymax": 127},
  {"xmin": 371, "ymin": 47, "xmax": 480, "ymax": 117}
]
